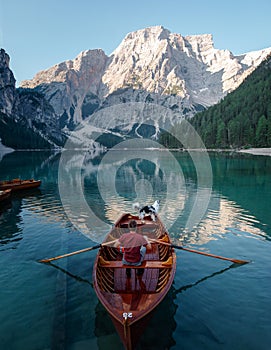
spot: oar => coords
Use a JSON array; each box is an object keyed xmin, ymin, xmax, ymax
[
  {"xmin": 150, "ymin": 239, "xmax": 250, "ymax": 265},
  {"xmin": 39, "ymin": 239, "xmax": 118, "ymax": 264}
]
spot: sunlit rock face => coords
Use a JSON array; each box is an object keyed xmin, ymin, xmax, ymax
[{"xmin": 15, "ymin": 26, "xmax": 271, "ymax": 147}]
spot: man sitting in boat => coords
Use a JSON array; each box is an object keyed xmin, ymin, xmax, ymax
[{"xmin": 114, "ymin": 220, "xmax": 151, "ymax": 277}]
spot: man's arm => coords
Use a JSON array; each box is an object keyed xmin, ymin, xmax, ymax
[
  {"xmin": 143, "ymin": 235, "xmax": 152, "ymax": 250},
  {"xmin": 114, "ymin": 239, "xmax": 120, "ymax": 248}
]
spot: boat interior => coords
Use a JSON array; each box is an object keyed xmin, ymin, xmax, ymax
[{"xmin": 96, "ymin": 214, "xmax": 174, "ymax": 296}]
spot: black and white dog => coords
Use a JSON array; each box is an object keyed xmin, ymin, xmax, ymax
[{"xmin": 133, "ymin": 200, "xmax": 160, "ymax": 221}]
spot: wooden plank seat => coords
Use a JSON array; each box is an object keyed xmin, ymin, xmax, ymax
[{"xmin": 99, "ymin": 256, "xmax": 173, "ymax": 268}]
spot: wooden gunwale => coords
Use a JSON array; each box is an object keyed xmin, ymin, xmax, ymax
[{"xmin": 0, "ymin": 179, "xmax": 41, "ymax": 191}]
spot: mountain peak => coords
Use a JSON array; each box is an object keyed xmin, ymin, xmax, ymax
[
  {"xmin": 112, "ymin": 25, "xmax": 171, "ymax": 57},
  {"xmin": 184, "ymin": 33, "xmax": 214, "ymax": 48},
  {"xmin": 122, "ymin": 26, "xmax": 214, "ymax": 48},
  {"xmin": 124, "ymin": 25, "xmax": 170, "ymax": 41}
]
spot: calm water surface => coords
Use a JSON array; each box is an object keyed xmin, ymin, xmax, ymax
[{"xmin": 0, "ymin": 150, "xmax": 270, "ymax": 350}]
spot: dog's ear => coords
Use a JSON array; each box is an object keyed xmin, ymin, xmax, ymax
[{"xmin": 133, "ymin": 202, "xmax": 140, "ymax": 210}]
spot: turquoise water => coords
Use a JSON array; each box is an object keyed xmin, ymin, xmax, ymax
[{"xmin": 0, "ymin": 150, "xmax": 270, "ymax": 350}]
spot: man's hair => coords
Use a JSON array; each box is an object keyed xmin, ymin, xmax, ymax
[{"xmin": 128, "ymin": 220, "xmax": 137, "ymax": 229}]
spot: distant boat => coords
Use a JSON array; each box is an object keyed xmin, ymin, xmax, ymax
[
  {"xmin": 93, "ymin": 213, "xmax": 176, "ymax": 350},
  {"xmin": 0, "ymin": 179, "xmax": 41, "ymax": 191},
  {"xmin": 0, "ymin": 189, "xmax": 12, "ymax": 202}
]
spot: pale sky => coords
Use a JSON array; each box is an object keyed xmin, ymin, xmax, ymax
[{"xmin": 1, "ymin": 0, "xmax": 271, "ymax": 85}]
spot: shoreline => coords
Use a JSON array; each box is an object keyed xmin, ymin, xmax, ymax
[
  {"xmin": 237, "ymin": 148, "xmax": 271, "ymax": 156},
  {"xmin": 1, "ymin": 146, "xmax": 271, "ymax": 156}
]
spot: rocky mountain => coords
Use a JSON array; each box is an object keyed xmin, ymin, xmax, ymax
[
  {"xmin": 22, "ymin": 49, "xmax": 108, "ymax": 129},
  {"xmin": 20, "ymin": 26, "xmax": 271, "ymax": 144},
  {"xmin": 0, "ymin": 49, "xmax": 65, "ymax": 149},
  {"xmin": 0, "ymin": 49, "xmax": 17, "ymax": 116},
  {"xmin": 2, "ymin": 26, "xmax": 271, "ymax": 149},
  {"xmin": 101, "ymin": 26, "xmax": 269, "ymax": 105}
]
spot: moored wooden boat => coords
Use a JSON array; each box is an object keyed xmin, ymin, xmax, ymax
[
  {"xmin": 0, "ymin": 189, "xmax": 11, "ymax": 202},
  {"xmin": 0, "ymin": 178, "xmax": 41, "ymax": 191},
  {"xmin": 93, "ymin": 213, "xmax": 176, "ymax": 350}
]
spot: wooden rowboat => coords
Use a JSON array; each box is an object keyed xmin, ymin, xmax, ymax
[
  {"xmin": 93, "ymin": 213, "xmax": 176, "ymax": 350},
  {"xmin": 0, "ymin": 179, "xmax": 41, "ymax": 191},
  {"xmin": 0, "ymin": 189, "xmax": 11, "ymax": 202}
]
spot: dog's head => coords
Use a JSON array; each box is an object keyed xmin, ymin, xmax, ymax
[{"xmin": 152, "ymin": 200, "xmax": 160, "ymax": 212}]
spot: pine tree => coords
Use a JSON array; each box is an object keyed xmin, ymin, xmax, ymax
[
  {"xmin": 256, "ymin": 115, "xmax": 268, "ymax": 146},
  {"xmin": 216, "ymin": 119, "xmax": 227, "ymax": 147}
]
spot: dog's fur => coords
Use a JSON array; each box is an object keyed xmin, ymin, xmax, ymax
[{"xmin": 133, "ymin": 200, "xmax": 160, "ymax": 221}]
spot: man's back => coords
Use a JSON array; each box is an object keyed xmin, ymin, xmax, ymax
[{"xmin": 119, "ymin": 232, "xmax": 147, "ymax": 263}]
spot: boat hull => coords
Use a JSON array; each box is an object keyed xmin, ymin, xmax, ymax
[
  {"xmin": 110, "ymin": 309, "xmax": 153, "ymax": 350},
  {"xmin": 0, "ymin": 189, "xmax": 11, "ymax": 202},
  {"xmin": 0, "ymin": 179, "xmax": 41, "ymax": 191},
  {"xmin": 93, "ymin": 213, "xmax": 176, "ymax": 349}
]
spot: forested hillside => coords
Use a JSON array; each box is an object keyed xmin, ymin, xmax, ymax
[
  {"xmin": 190, "ymin": 54, "xmax": 271, "ymax": 148},
  {"xmin": 160, "ymin": 54, "xmax": 271, "ymax": 149},
  {"xmin": 0, "ymin": 112, "xmax": 52, "ymax": 149}
]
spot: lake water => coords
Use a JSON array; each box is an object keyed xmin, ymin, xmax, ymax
[{"xmin": 0, "ymin": 150, "xmax": 270, "ymax": 350}]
